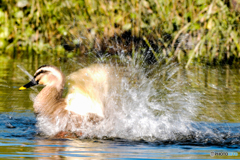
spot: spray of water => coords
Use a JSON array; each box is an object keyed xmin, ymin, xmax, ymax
[{"xmin": 63, "ymin": 57, "xmax": 203, "ymax": 142}]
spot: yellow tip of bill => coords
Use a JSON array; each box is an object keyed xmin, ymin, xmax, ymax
[{"xmin": 19, "ymin": 86, "xmax": 27, "ymax": 91}]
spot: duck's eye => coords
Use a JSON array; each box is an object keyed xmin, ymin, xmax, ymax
[{"xmin": 36, "ymin": 79, "xmax": 39, "ymax": 84}]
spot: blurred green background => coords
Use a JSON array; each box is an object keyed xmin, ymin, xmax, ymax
[{"xmin": 0, "ymin": 0, "xmax": 240, "ymax": 66}]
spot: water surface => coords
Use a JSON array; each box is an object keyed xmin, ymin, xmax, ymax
[{"xmin": 0, "ymin": 55, "xmax": 240, "ymax": 159}]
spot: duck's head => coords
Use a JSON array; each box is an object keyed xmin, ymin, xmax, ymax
[{"xmin": 19, "ymin": 65, "xmax": 65, "ymax": 91}]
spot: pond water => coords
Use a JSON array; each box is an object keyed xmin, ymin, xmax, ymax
[{"xmin": 0, "ymin": 54, "xmax": 240, "ymax": 159}]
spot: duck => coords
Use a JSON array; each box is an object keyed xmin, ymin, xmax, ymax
[{"xmin": 19, "ymin": 64, "xmax": 110, "ymax": 138}]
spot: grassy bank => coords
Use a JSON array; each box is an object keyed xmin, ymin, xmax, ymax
[{"xmin": 0, "ymin": 0, "xmax": 240, "ymax": 67}]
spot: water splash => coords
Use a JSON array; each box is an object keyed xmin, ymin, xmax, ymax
[
  {"xmin": 17, "ymin": 65, "xmax": 34, "ymax": 80},
  {"xmin": 17, "ymin": 65, "xmax": 39, "ymax": 93},
  {"xmin": 74, "ymin": 62, "xmax": 203, "ymax": 142},
  {"xmin": 66, "ymin": 61, "xmax": 240, "ymax": 147}
]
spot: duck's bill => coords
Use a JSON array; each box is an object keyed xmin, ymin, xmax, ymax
[
  {"xmin": 19, "ymin": 86, "xmax": 27, "ymax": 90},
  {"xmin": 19, "ymin": 79, "xmax": 37, "ymax": 91}
]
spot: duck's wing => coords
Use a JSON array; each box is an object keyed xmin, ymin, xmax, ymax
[{"xmin": 65, "ymin": 64, "xmax": 110, "ymax": 118}]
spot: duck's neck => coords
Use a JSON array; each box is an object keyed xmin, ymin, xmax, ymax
[{"xmin": 34, "ymin": 84, "xmax": 65, "ymax": 115}]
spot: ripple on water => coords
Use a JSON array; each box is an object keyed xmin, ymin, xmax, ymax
[{"xmin": 0, "ymin": 112, "xmax": 36, "ymax": 139}]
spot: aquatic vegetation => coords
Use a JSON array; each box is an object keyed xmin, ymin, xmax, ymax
[{"xmin": 1, "ymin": 0, "xmax": 240, "ymax": 66}]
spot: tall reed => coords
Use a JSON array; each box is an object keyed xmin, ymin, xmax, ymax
[{"xmin": 0, "ymin": 0, "xmax": 239, "ymax": 66}]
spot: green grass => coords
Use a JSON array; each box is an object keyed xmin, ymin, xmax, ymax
[{"xmin": 0, "ymin": 0, "xmax": 240, "ymax": 67}]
